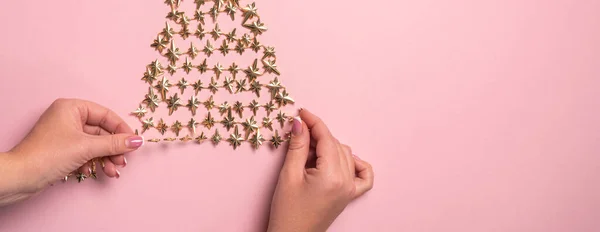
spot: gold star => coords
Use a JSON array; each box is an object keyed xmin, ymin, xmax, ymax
[
  {"xmin": 262, "ymin": 117, "xmax": 274, "ymax": 131},
  {"xmin": 167, "ymin": 93, "xmax": 182, "ymax": 115},
  {"xmin": 249, "ymin": 130, "xmax": 265, "ymax": 149},
  {"xmin": 197, "ymin": 59, "xmax": 208, "ymax": 73},
  {"xmin": 270, "ymin": 130, "xmax": 284, "ymax": 149},
  {"xmin": 263, "ymin": 46, "xmax": 276, "ymax": 59},
  {"xmin": 195, "ymin": 23, "xmax": 206, "ymax": 39},
  {"xmin": 191, "ymin": 79, "xmax": 203, "ymax": 95},
  {"xmin": 227, "ymin": 125, "xmax": 244, "ymax": 149},
  {"xmin": 151, "ymin": 35, "xmax": 169, "ymax": 53},
  {"xmin": 263, "ymin": 101, "xmax": 276, "ymax": 116},
  {"xmin": 177, "ymin": 78, "xmax": 188, "ymax": 94},
  {"xmin": 149, "ymin": 59, "xmax": 164, "ymax": 75},
  {"xmin": 249, "ymin": 80, "xmax": 261, "ymax": 97},
  {"xmin": 250, "ymin": 38, "xmax": 262, "ymax": 52},
  {"xmin": 204, "ymin": 95, "xmax": 215, "ymax": 110},
  {"xmin": 194, "ymin": 0, "xmax": 207, "ymax": 9},
  {"xmin": 156, "ymin": 118, "xmax": 168, "ymax": 135},
  {"xmin": 276, "ymin": 111, "xmax": 287, "ymax": 128},
  {"xmin": 203, "ymin": 40, "xmax": 214, "ymax": 57},
  {"xmin": 221, "ymin": 109, "xmax": 236, "ymax": 131},
  {"xmin": 182, "ymin": 57, "xmax": 194, "ymax": 74},
  {"xmin": 262, "ymin": 59, "xmax": 280, "ymax": 75},
  {"xmin": 208, "ymin": 76, "xmax": 219, "ymax": 94},
  {"xmin": 180, "ymin": 14, "xmax": 191, "ymax": 26},
  {"xmin": 167, "ymin": 63, "xmax": 178, "ymax": 75},
  {"xmin": 223, "ymin": 76, "xmax": 234, "ymax": 93},
  {"xmin": 241, "ymin": 2, "xmax": 258, "ymax": 23},
  {"xmin": 180, "ymin": 25, "xmax": 191, "ymax": 39},
  {"xmin": 209, "ymin": 6, "xmax": 219, "ymax": 22},
  {"xmin": 242, "ymin": 116, "xmax": 259, "ymax": 134},
  {"xmin": 161, "ymin": 22, "xmax": 176, "ymax": 40},
  {"xmin": 132, "ymin": 104, "xmax": 147, "ymax": 118},
  {"xmin": 165, "ymin": 40, "xmax": 182, "ymax": 63},
  {"xmin": 164, "ymin": 137, "xmax": 177, "ymax": 142},
  {"xmin": 218, "ymin": 101, "xmax": 230, "ymax": 115},
  {"xmin": 248, "ymin": 100, "xmax": 260, "ymax": 116},
  {"xmin": 210, "ymin": 23, "xmax": 222, "ymax": 41},
  {"xmin": 234, "ymin": 41, "xmax": 245, "ymax": 55},
  {"xmin": 244, "ymin": 20, "xmax": 267, "ymax": 35},
  {"xmin": 180, "ymin": 135, "xmax": 193, "ymax": 142},
  {"xmin": 143, "ymin": 87, "xmax": 160, "ymax": 112},
  {"xmin": 195, "ymin": 131, "xmax": 208, "ymax": 143},
  {"xmin": 275, "ymin": 90, "xmax": 295, "ymax": 107},
  {"xmin": 228, "ymin": 63, "xmax": 240, "ymax": 77},
  {"xmin": 202, "ymin": 112, "xmax": 215, "ymax": 129},
  {"xmin": 142, "ymin": 117, "xmax": 155, "ymax": 133},
  {"xmin": 212, "ymin": 129, "xmax": 222, "ymax": 145},
  {"xmin": 187, "ymin": 95, "xmax": 200, "ymax": 115},
  {"xmin": 155, "ymin": 76, "xmax": 171, "ymax": 100},
  {"xmin": 77, "ymin": 172, "xmax": 86, "ymax": 183},
  {"xmin": 235, "ymin": 79, "xmax": 247, "ymax": 93},
  {"xmin": 267, "ymin": 77, "xmax": 283, "ymax": 98},
  {"xmin": 218, "ymin": 40, "xmax": 230, "ymax": 56},
  {"xmin": 213, "ymin": 63, "xmax": 224, "ymax": 79},
  {"xmin": 141, "ymin": 67, "xmax": 156, "ymax": 84},
  {"xmin": 166, "ymin": 8, "xmax": 181, "ymax": 21},
  {"xmin": 172, "ymin": 120, "xmax": 183, "ymax": 136},
  {"xmin": 225, "ymin": 3, "xmax": 237, "ymax": 21},
  {"xmin": 233, "ymin": 101, "xmax": 244, "ymax": 117},
  {"xmin": 244, "ymin": 59, "xmax": 262, "ymax": 81},
  {"xmin": 188, "ymin": 118, "xmax": 199, "ymax": 134},
  {"xmin": 225, "ymin": 28, "xmax": 237, "ymax": 43},
  {"xmin": 188, "ymin": 42, "xmax": 199, "ymax": 59},
  {"xmin": 241, "ymin": 33, "xmax": 252, "ymax": 45}
]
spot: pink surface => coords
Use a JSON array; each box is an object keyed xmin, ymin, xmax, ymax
[{"xmin": 0, "ymin": 0, "xmax": 599, "ymax": 231}]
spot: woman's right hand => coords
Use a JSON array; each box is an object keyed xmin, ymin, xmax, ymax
[{"xmin": 268, "ymin": 109, "xmax": 375, "ymax": 232}]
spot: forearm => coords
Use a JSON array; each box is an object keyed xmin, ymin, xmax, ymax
[{"xmin": 0, "ymin": 152, "xmax": 30, "ymax": 207}]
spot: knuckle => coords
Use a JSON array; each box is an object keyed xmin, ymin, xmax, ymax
[
  {"xmin": 287, "ymin": 139, "xmax": 306, "ymax": 151},
  {"xmin": 109, "ymin": 136, "xmax": 122, "ymax": 154}
]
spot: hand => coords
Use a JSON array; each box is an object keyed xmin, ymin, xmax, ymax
[
  {"xmin": 0, "ymin": 98, "xmax": 143, "ymax": 206},
  {"xmin": 267, "ymin": 109, "xmax": 375, "ymax": 232}
]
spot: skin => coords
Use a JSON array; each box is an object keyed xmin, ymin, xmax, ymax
[{"xmin": 0, "ymin": 99, "xmax": 374, "ymax": 232}]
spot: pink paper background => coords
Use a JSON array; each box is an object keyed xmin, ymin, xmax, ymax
[{"xmin": 1, "ymin": 0, "xmax": 599, "ymax": 231}]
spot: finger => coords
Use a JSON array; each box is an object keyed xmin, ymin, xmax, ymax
[
  {"xmin": 101, "ymin": 157, "xmax": 121, "ymax": 178},
  {"xmin": 79, "ymin": 162, "xmax": 91, "ymax": 176},
  {"xmin": 299, "ymin": 109, "xmax": 340, "ymax": 170},
  {"xmin": 83, "ymin": 125, "xmax": 127, "ymax": 167},
  {"xmin": 341, "ymin": 144, "xmax": 355, "ymax": 178},
  {"xmin": 353, "ymin": 155, "xmax": 374, "ymax": 199},
  {"xmin": 76, "ymin": 100, "xmax": 134, "ymax": 135},
  {"xmin": 85, "ymin": 134, "xmax": 144, "ymax": 159},
  {"xmin": 282, "ymin": 116, "xmax": 311, "ymax": 174}
]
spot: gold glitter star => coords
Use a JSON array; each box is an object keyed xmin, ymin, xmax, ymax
[
  {"xmin": 248, "ymin": 100, "xmax": 260, "ymax": 116},
  {"xmin": 234, "ymin": 41, "xmax": 246, "ymax": 55},
  {"xmin": 244, "ymin": 59, "xmax": 262, "ymax": 81},
  {"xmin": 180, "ymin": 135, "xmax": 193, "ymax": 142},
  {"xmin": 203, "ymin": 40, "xmax": 214, "ymax": 57},
  {"xmin": 276, "ymin": 111, "xmax": 287, "ymax": 128},
  {"xmin": 180, "ymin": 14, "xmax": 191, "ymax": 26},
  {"xmin": 209, "ymin": 6, "xmax": 219, "ymax": 22},
  {"xmin": 262, "ymin": 117, "xmax": 274, "ymax": 131},
  {"xmin": 151, "ymin": 35, "xmax": 169, "ymax": 53},
  {"xmin": 191, "ymin": 79, "xmax": 203, "ymax": 95},
  {"xmin": 172, "ymin": 120, "xmax": 183, "ymax": 136},
  {"xmin": 249, "ymin": 130, "xmax": 265, "ymax": 149},
  {"xmin": 177, "ymin": 78, "xmax": 188, "ymax": 94},
  {"xmin": 187, "ymin": 95, "xmax": 200, "ymax": 115},
  {"xmin": 275, "ymin": 90, "xmax": 295, "ymax": 107},
  {"xmin": 155, "ymin": 76, "xmax": 171, "ymax": 100},
  {"xmin": 218, "ymin": 101, "xmax": 230, "ymax": 115},
  {"xmin": 233, "ymin": 101, "xmax": 244, "ymax": 117},
  {"xmin": 77, "ymin": 173, "xmax": 86, "ymax": 183},
  {"xmin": 262, "ymin": 60, "xmax": 280, "ymax": 75},
  {"xmin": 188, "ymin": 42, "xmax": 199, "ymax": 59},
  {"xmin": 132, "ymin": 104, "xmax": 147, "ymax": 118},
  {"xmin": 165, "ymin": 40, "xmax": 182, "ymax": 64},
  {"xmin": 244, "ymin": 20, "xmax": 267, "ymax": 35},
  {"xmin": 212, "ymin": 129, "xmax": 222, "ymax": 145},
  {"xmin": 227, "ymin": 125, "xmax": 244, "ymax": 149},
  {"xmin": 156, "ymin": 118, "xmax": 168, "ymax": 135},
  {"xmin": 180, "ymin": 25, "xmax": 191, "ymax": 39},
  {"xmin": 161, "ymin": 22, "xmax": 176, "ymax": 40},
  {"xmin": 203, "ymin": 95, "xmax": 215, "ymax": 110},
  {"xmin": 225, "ymin": 3, "xmax": 237, "ymax": 21},
  {"xmin": 195, "ymin": 23, "xmax": 206, "ymax": 39},
  {"xmin": 263, "ymin": 101, "xmax": 276, "ymax": 116},
  {"xmin": 141, "ymin": 68, "xmax": 156, "ymax": 84},
  {"xmin": 218, "ymin": 40, "xmax": 230, "ymax": 56},
  {"xmin": 210, "ymin": 23, "xmax": 222, "ymax": 41},
  {"xmin": 221, "ymin": 109, "xmax": 236, "ymax": 131},
  {"xmin": 235, "ymin": 79, "xmax": 247, "ymax": 93},
  {"xmin": 241, "ymin": 33, "xmax": 252, "ymax": 45},
  {"xmin": 242, "ymin": 116, "xmax": 259, "ymax": 134},
  {"xmin": 166, "ymin": 8, "xmax": 181, "ymax": 21},
  {"xmin": 267, "ymin": 77, "xmax": 283, "ymax": 98},
  {"xmin": 250, "ymin": 38, "xmax": 261, "ymax": 52},
  {"xmin": 249, "ymin": 80, "xmax": 262, "ymax": 97},
  {"xmin": 213, "ymin": 63, "xmax": 225, "ymax": 79},
  {"xmin": 208, "ymin": 77, "xmax": 219, "ymax": 94},
  {"xmin": 164, "ymin": 137, "xmax": 177, "ymax": 142},
  {"xmin": 182, "ymin": 57, "xmax": 194, "ymax": 74},
  {"xmin": 167, "ymin": 93, "xmax": 182, "ymax": 115},
  {"xmin": 225, "ymin": 28, "xmax": 237, "ymax": 43},
  {"xmin": 188, "ymin": 118, "xmax": 199, "ymax": 134},
  {"xmin": 194, "ymin": 0, "xmax": 207, "ymax": 9},
  {"xmin": 144, "ymin": 87, "xmax": 160, "ymax": 112},
  {"xmin": 228, "ymin": 63, "xmax": 240, "ymax": 77},
  {"xmin": 263, "ymin": 46, "xmax": 276, "ymax": 59},
  {"xmin": 150, "ymin": 59, "xmax": 164, "ymax": 75},
  {"xmin": 142, "ymin": 117, "xmax": 155, "ymax": 133},
  {"xmin": 203, "ymin": 112, "xmax": 216, "ymax": 129},
  {"xmin": 167, "ymin": 63, "xmax": 178, "ymax": 75},
  {"xmin": 223, "ymin": 76, "xmax": 234, "ymax": 93},
  {"xmin": 198, "ymin": 59, "xmax": 208, "ymax": 73},
  {"xmin": 195, "ymin": 131, "xmax": 208, "ymax": 143},
  {"xmin": 270, "ymin": 130, "xmax": 283, "ymax": 149},
  {"xmin": 241, "ymin": 2, "xmax": 258, "ymax": 23}
]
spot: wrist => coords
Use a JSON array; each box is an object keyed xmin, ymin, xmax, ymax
[{"xmin": 0, "ymin": 151, "xmax": 35, "ymax": 207}]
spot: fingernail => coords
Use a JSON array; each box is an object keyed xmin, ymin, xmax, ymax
[
  {"xmin": 123, "ymin": 157, "xmax": 128, "ymax": 167},
  {"xmin": 115, "ymin": 169, "xmax": 121, "ymax": 179},
  {"xmin": 292, "ymin": 116, "xmax": 302, "ymax": 136},
  {"xmin": 353, "ymin": 154, "xmax": 361, "ymax": 160},
  {"xmin": 88, "ymin": 168, "xmax": 92, "ymax": 174},
  {"xmin": 126, "ymin": 136, "xmax": 144, "ymax": 149}
]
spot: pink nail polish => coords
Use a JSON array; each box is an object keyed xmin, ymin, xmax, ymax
[
  {"xmin": 126, "ymin": 136, "xmax": 144, "ymax": 149},
  {"xmin": 115, "ymin": 169, "xmax": 121, "ymax": 179},
  {"xmin": 292, "ymin": 116, "xmax": 302, "ymax": 136},
  {"xmin": 123, "ymin": 157, "xmax": 128, "ymax": 167}
]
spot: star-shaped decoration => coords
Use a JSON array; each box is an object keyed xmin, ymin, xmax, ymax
[
  {"xmin": 223, "ymin": 76, "xmax": 234, "ymax": 93},
  {"xmin": 132, "ymin": 104, "xmax": 147, "ymax": 118},
  {"xmin": 89, "ymin": 170, "xmax": 97, "ymax": 179},
  {"xmin": 187, "ymin": 42, "xmax": 199, "ymax": 59},
  {"xmin": 276, "ymin": 111, "xmax": 287, "ymax": 128},
  {"xmin": 151, "ymin": 35, "xmax": 169, "ymax": 53},
  {"xmin": 263, "ymin": 101, "xmax": 276, "ymax": 116},
  {"xmin": 228, "ymin": 63, "xmax": 240, "ymax": 77},
  {"xmin": 76, "ymin": 173, "xmax": 86, "ymax": 183},
  {"xmin": 241, "ymin": 2, "xmax": 258, "ymax": 23},
  {"xmin": 195, "ymin": 131, "xmax": 208, "ymax": 143},
  {"xmin": 149, "ymin": 59, "xmax": 164, "ymax": 75},
  {"xmin": 180, "ymin": 14, "xmax": 191, "ymax": 26},
  {"xmin": 142, "ymin": 117, "xmax": 155, "ymax": 133},
  {"xmin": 155, "ymin": 76, "xmax": 171, "ymax": 100},
  {"xmin": 250, "ymin": 38, "xmax": 262, "ymax": 52},
  {"xmin": 191, "ymin": 79, "xmax": 203, "ymax": 95},
  {"xmin": 270, "ymin": 130, "xmax": 284, "ymax": 149},
  {"xmin": 202, "ymin": 112, "xmax": 215, "ymax": 129},
  {"xmin": 203, "ymin": 95, "xmax": 215, "ymax": 110},
  {"xmin": 249, "ymin": 80, "xmax": 262, "ymax": 97},
  {"xmin": 166, "ymin": 8, "xmax": 181, "ymax": 21},
  {"xmin": 179, "ymin": 26, "xmax": 191, "ymax": 39},
  {"xmin": 244, "ymin": 20, "xmax": 268, "ymax": 35},
  {"xmin": 211, "ymin": 129, "xmax": 222, "ymax": 145},
  {"xmin": 263, "ymin": 46, "xmax": 276, "ymax": 59},
  {"xmin": 218, "ymin": 101, "xmax": 230, "ymax": 115},
  {"xmin": 172, "ymin": 120, "xmax": 183, "ymax": 136},
  {"xmin": 180, "ymin": 135, "xmax": 193, "ymax": 142},
  {"xmin": 248, "ymin": 100, "xmax": 260, "ymax": 116},
  {"xmin": 235, "ymin": 79, "xmax": 247, "ymax": 93},
  {"xmin": 156, "ymin": 118, "xmax": 168, "ymax": 135},
  {"xmin": 213, "ymin": 63, "xmax": 225, "ymax": 79},
  {"xmin": 194, "ymin": 9, "xmax": 206, "ymax": 24},
  {"xmin": 165, "ymin": 40, "xmax": 182, "ymax": 64},
  {"xmin": 188, "ymin": 118, "xmax": 199, "ymax": 134},
  {"xmin": 164, "ymin": 137, "xmax": 177, "ymax": 142},
  {"xmin": 262, "ymin": 117, "xmax": 274, "ymax": 131},
  {"xmin": 177, "ymin": 78, "xmax": 188, "ymax": 94},
  {"xmin": 210, "ymin": 23, "xmax": 222, "ymax": 41},
  {"xmin": 143, "ymin": 87, "xmax": 160, "ymax": 112},
  {"xmin": 161, "ymin": 22, "xmax": 176, "ymax": 40},
  {"xmin": 249, "ymin": 130, "xmax": 265, "ymax": 149},
  {"xmin": 262, "ymin": 59, "xmax": 280, "ymax": 75},
  {"xmin": 221, "ymin": 109, "xmax": 236, "ymax": 131},
  {"xmin": 233, "ymin": 101, "xmax": 244, "ymax": 117},
  {"xmin": 218, "ymin": 40, "xmax": 230, "ymax": 56},
  {"xmin": 187, "ymin": 95, "xmax": 200, "ymax": 115},
  {"xmin": 141, "ymin": 68, "xmax": 156, "ymax": 84},
  {"xmin": 234, "ymin": 41, "xmax": 246, "ymax": 55},
  {"xmin": 208, "ymin": 77, "xmax": 219, "ymax": 94},
  {"xmin": 275, "ymin": 90, "xmax": 295, "ymax": 107},
  {"xmin": 197, "ymin": 59, "xmax": 208, "ymax": 73},
  {"xmin": 194, "ymin": 0, "xmax": 207, "ymax": 9},
  {"xmin": 167, "ymin": 63, "xmax": 178, "ymax": 75},
  {"xmin": 267, "ymin": 77, "xmax": 283, "ymax": 98},
  {"xmin": 166, "ymin": 93, "xmax": 182, "ymax": 115},
  {"xmin": 195, "ymin": 23, "xmax": 206, "ymax": 39},
  {"xmin": 203, "ymin": 40, "xmax": 214, "ymax": 57},
  {"xmin": 182, "ymin": 57, "xmax": 194, "ymax": 74},
  {"xmin": 225, "ymin": 3, "xmax": 237, "ymax": 21},
  {"xmin": 241, "ymin": 33, "xmax": 252, "ymax": 45},
  {"xmin": 244, "ymin": 59, "xmax": 262, "ymax": 81},
  {"xmin": 242, "ymin": 116, "xmax": 259, "ymax": 134},
  {"xmin": 209, "ymin": 6, "xmax": 219, "ymax": 22},
  {"xmin": 225, "ymin": 28, "xmax": 237, "ymax": 43},
  {"xmin": 227, "ymin": 125, "xmax": 244, "ymax": 149}
]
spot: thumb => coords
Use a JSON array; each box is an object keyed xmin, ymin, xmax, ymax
[
  {"xmin": 283, "ymin": 116, "xmax": 310, "ymax": 172},
  {"xmin": 85, "ymin": 134, "xmax": 144, "ymax": 159}
]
